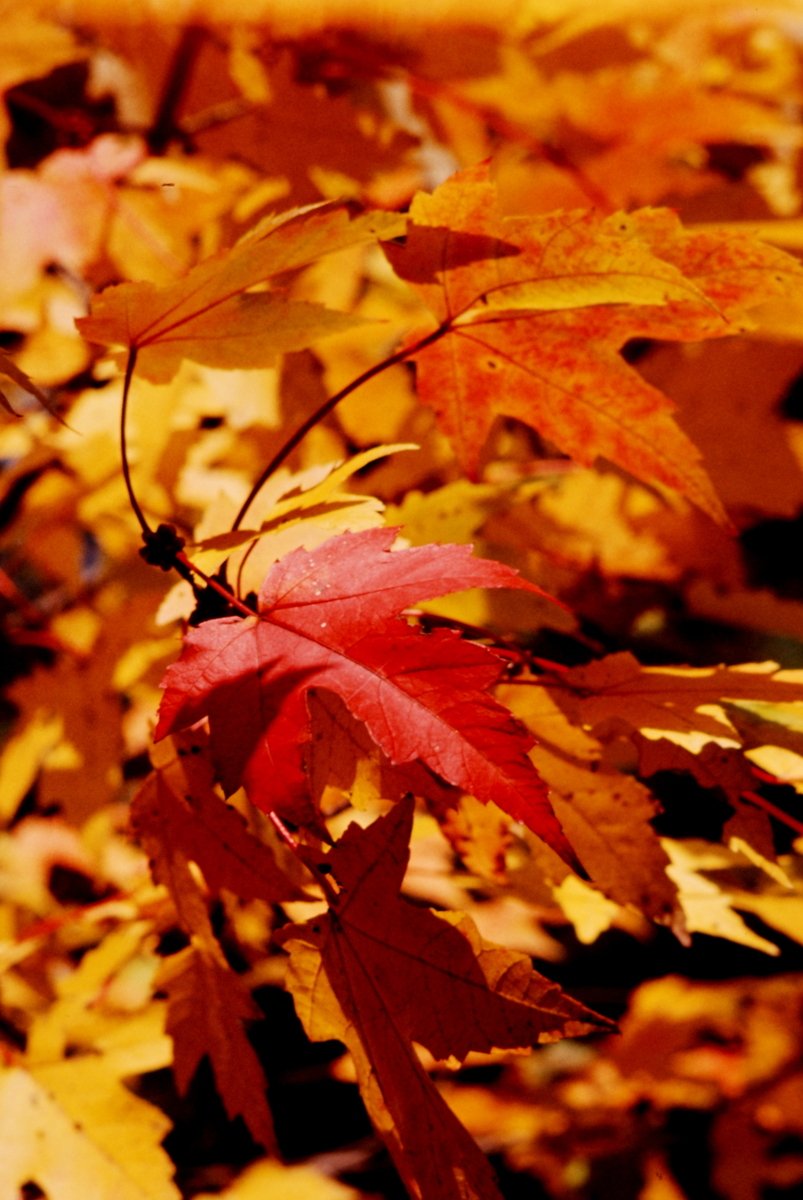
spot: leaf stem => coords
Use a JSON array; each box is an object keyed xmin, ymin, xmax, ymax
[
  {"xmin": 175, "ymin": 551, "xmax": 257, "ymax": 618},
  {"xmin": 230, "ymin": 323, "xmax": 448, "ymax": 533},
  {"xmin": 235, "ymin": 537, "xmax": 258, "ymax": 600},
  {"xmin": 267, "ymin": 810, "xmax": 299, "ymax": 849},
  {"xmin": 120, "ymin": 347, "xmax": 152, "ymax": 537},
  {"xmin": 266, "ymin": 810, "xmax": 339, "ymax": 902},
  {"xmin": 149, "ymin": 24, "xmax": 206, "ymax": 153},
  {"xmin": 742, "ymin": 789, "xmax": 803, "ymax": 839}
]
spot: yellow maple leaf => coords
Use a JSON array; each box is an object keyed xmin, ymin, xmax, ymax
[
  {"xmin": 0, "ymin": 1060, "xmax": 178, "ymax": 1200},
  {"xmin": 77, "ymin": 204, "xmax": 402, "ymax": 381}
]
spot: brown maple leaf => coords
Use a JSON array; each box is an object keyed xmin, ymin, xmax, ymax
[
  {"xmin": 278, "ymin": 799, "xmax": 612, "ymax": 1200},
  {"xmin": 546, "ymin": 652, "xmax": 803, "ymax": 741}
]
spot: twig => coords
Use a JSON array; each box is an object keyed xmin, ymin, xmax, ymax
[
  {"xmin": 120, "ymin": 347, "xmax": 152, "ymax": 537},
  {"xmin": 741, "ymin": 789, "xmax": 803, "ymax": 839},
  {"xmin": 149, "ymin": 24, "xmax": 206, "ymax": 154},
  {"xmin": 175, "ymin": 551, "xmax": 257, "ymax": 618},
  {"xmin": 231, "ymin": 322, "xmax": 447, "ymax": 533}
]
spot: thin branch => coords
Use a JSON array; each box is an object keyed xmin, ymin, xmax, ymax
[
  {"xmin": 120, "ymin": 347, "xmax": 152, "ymax": 537},
  {"xmin": 265, "ymin": 811, "xmax": 339, "ymax": 902},
  {"xmin": 149, "ymin": 24, "xmax": 206, "ymax": 154},
  {"xmin": 741, "ymin": 789, "xmax": 803, "ymax": 839},
  {"xmin": 175, "ymin": 550, "xmax": 257, "ymax": 618},
  {"xmin": 235, "ymin": 537, "xmax": 258, "ymax": 600},
  {"xmin": 230, "ymin": 322, "xmax": 448, "ymax": 533},
  {"xmin": 267, "ymin": 809, "xmax": 299, "ymax": 849},
  {"xmin": 180, "ymin": 96, "xmax": 255, "ymax": 137}
]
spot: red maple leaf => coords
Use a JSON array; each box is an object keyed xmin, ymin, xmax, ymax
[{"xmin": 156, "ymin": 527, "xmax": 577, "ymax": 867}]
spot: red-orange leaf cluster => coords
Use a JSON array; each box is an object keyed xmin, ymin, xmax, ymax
[{"xmin": 4, "ymin": 9, "xmax": 803, "ymax": 1200}]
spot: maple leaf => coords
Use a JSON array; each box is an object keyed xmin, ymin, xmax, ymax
[
  {"xmin": 24, "ymin": 922, "xmax": 159, "ymax": 1064},
  {"xmin": 500, "ymin": 682, "xmax": 677, "ymax": 919},
  {"xmin": 131, "ymin": 731, "xmax": 312, "ymax": 906},
  {"xmin": 190, "ymin": 441, "xmax": 414, "ymax": 578},
  {"xmin": 634, "ymin": 736, "xmax": 774, "ymax": 848},
  {"xmin": 541, "ymin": 61, "xmax": 799, "ymax": 208},
  {"xmin": 159, "ymin": 942, "xmax": 276, "ymax": 1152},
  {"xmin": 663, "ymin": 840, "xmax": 783, "ymax": 955},
  {"xmin": 431, "ymin": 791, "xmax": 512, "ymax": 883},
  {"xmin": 638, "ymin": 340, "xmax": 803, "ymax": 520},
  {"xmin": 0, "ymin": 347, "xmax": 62, "ymax": 420},
  {"xmin": 0, "ymin": 138, "xmax": 146, "ymax": 351},
  {"xmin": 539, "ymin": 755, "xmax": 676, "ymax": 920},
  {"xmin": 278, "ymin": 800, "xmax": 611, "ymax": 1200},
  {"xmin": 129, "ymin": 790, "xmax": 277, "ymax": 1148},
  {"xmin": 152, "ymin": 884, "xmax": 277, "ymax": 1151},
  {"xmin": 0, "ymin": 708, "xmax": 62, "ymax": 824},
  {"xmin": 306, "ymin": 688, "xmax": 457, "ymax": 816},
  {"xmin": 725, "ymin": 699, "xmax": 803, "ymax": 760},
  {"xmin": 386, "ymin": 163, "xmax": 802, "ymax": 522},
  {"xmin": 129, "ymin": 744, "xmax": 280, "ymax": 1149},
  {"xmin": 7, "ymin": 10, "xmax": 803, "ymax": 1196},
  {"xmin": 546, "ymin": 652, "xmax": 803, "ymax": 742},
  {"xmin": 0, "ymin": 1060, "xmax": 178, "ymax": 1200},
  {"xmin": 77, "ymin": 203, "xmax": 403, "ymax": 382},
  {"xmin": 156, "ymin": 526, "xmax": 580, "ymax": 866}
]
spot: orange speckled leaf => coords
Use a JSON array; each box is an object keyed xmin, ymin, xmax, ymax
[{"xmin": 387, "ymin": 163, "xmax": 803, "ymax": 522}]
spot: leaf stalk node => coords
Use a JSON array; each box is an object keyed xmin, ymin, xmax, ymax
[{"xmin": 139, "ymin": 523, "xmax": 187, "ymax": 571}]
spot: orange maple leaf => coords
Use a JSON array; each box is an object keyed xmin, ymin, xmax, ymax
[
  {"xmin": 386, "ymin": 162, "xmax": 802, "ymax": 523},
  {"xmin": 546, "ymin": 652, "xmax": 803, "ymax": 741}
]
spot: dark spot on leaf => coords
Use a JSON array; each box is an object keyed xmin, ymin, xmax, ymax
[
  {"xmin": 156, "ymin": 929, "xmax": 190, "ymax": 956},
  {"xmin": 621, "ymin": 338, "xmax": 656, "ymax": 364},
  {"xmin": 705, "ymin": 141, "xmax": 766, "ymax": 181},
  {"xmin": 48, "ymin": 864, "xmax": 104, "ymax": 905},
  {"xmin": 779, "ymin": 366, "xmax": 803, "ymax": 421}
]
